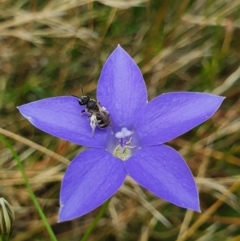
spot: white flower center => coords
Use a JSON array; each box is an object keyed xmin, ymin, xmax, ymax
[{"xmin": 113, "ymin": 127, "xmax": 135, "ymax": 161}]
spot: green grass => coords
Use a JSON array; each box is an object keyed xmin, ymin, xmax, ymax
[{"xmin": 1, "ymin": 0, "xmax": 240, "ymax": 240}]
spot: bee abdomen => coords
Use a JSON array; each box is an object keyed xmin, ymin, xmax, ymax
[
  {"xmin": 97, "ymin": 118, "xmax": 109, "ymax": 128},
  {"xmin": 96, "ymin": 113, "xmax": 110, "ymax": 128}
]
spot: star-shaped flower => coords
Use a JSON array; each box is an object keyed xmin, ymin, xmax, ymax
[{"xmin": 18, "ymin": 45, "xmax": 224, "ymax": 222}]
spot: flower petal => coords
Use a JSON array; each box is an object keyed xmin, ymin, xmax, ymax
[
  {"xmin": 59, "ymin": 148, "xmax": 126, "ymax": 222},
  {"xmin": 135, "ymin": 92, "xmax": 224, "ymax": 145},
  {"xmin": 125, "ymin": 145, "xmax": 200, "ymax": 211},
  {"xmin": 18, "ymin": 96, "xmax": 109, "ymax": 148},
  {"xmin": 97, "ymin": 45, "xmax": 147, "ymax": 130}
]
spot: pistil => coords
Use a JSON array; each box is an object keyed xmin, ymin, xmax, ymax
[{"xmin": 113, "ymin": 127, "xmax": 135, "ymax": 161}]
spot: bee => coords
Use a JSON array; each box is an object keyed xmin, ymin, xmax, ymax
[{"xmin": 77, "ymin": 95, "xmax": 111, "ymax": 135}]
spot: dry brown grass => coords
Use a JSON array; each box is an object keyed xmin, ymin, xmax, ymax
[{"xmin": 1, "ymin": 0, "xmax": 240, "ymax": 240}]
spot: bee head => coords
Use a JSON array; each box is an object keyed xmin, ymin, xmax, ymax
[{"xmin": 78, "ymin": 95, "xmax": 90, "ymax": 105}]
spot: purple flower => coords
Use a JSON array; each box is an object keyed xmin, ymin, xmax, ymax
[{"xmin": 18, "ymin": 45, "xmax": 224, "ymax": 222}]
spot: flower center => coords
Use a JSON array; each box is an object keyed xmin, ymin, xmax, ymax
[{"xmin": 113, "ymin": 127, "xmax": 135, "ymax": 161}]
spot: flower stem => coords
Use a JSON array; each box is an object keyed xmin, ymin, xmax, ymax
[
  {"xmin": 0, "ymin": 235, "xmax": 7, "ymax": 241},
  {"xmin": 79, "ymin": 199, "xmax": 111, "ymax": 241},
  {"xmin": 0, "ymin": 135, "xmax": 58, "ymax": 241}
]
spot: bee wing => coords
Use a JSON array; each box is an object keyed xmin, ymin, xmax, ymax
[
  {"xmin": 96, "ymin": 103, "xmax": 111, "ymax": 125},
  {"xmin": 97, "ymin": 102, "xmax": 109, "ymax": 114}
]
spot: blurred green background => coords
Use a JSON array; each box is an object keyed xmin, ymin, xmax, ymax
[{"xmin": 1, "ymin": 0, "xmax": 240, "ymax": 240}]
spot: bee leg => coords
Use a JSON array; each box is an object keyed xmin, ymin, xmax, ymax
[
  {"xmin": 89, "ymin": 115, "xmax": 97, "ymax": 136},
  {"xmin": 81, "ymin": 109, "xmax": 88, "ymax": 115}
]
